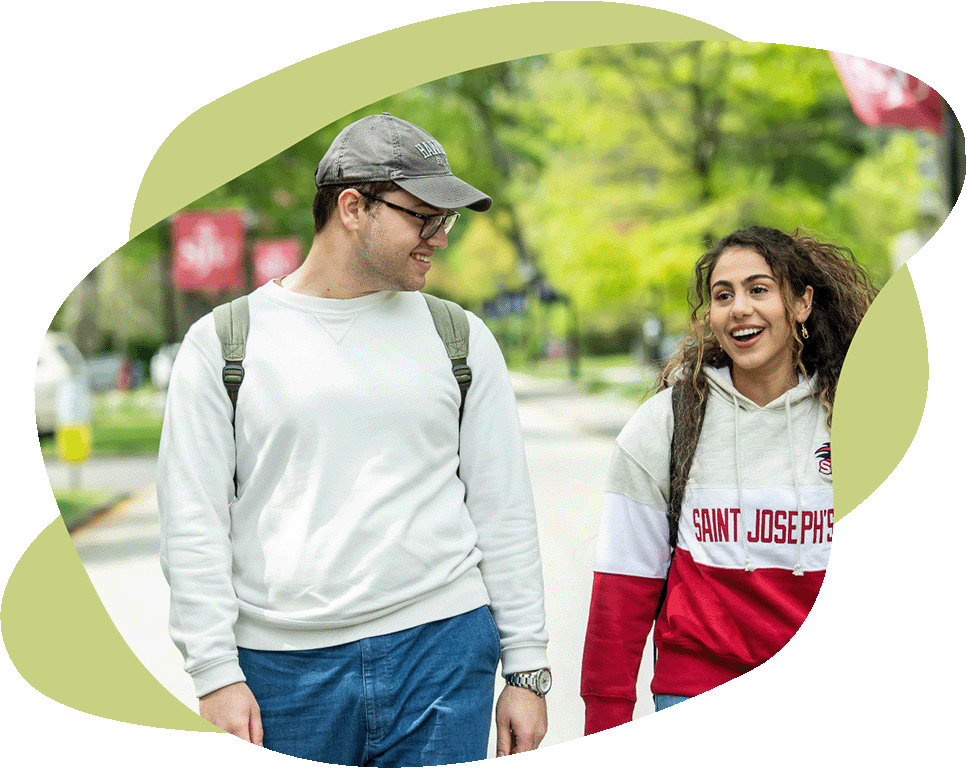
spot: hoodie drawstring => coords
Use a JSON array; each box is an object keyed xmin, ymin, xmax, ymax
[
  {"xmin": 733, "ymin": 395, "xmax": 756, "ymax": 572},
  {"xmin": 713, "ymin": 367, "xmax": 812, "ymax": 578},
  {"xmin": 785, "ymin": 396, "xmax": 805, "ymax": 576}
]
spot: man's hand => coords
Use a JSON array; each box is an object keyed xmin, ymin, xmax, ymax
[
  {"xmin": 199, "ymin": 681, "xmax": 263, "ymax": 746},
  {"xmin": 495, "ymin": 684, "xmax": 548, "ymax": 757}
]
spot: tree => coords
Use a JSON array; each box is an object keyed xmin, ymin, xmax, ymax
[
  {"xmin": 87, "ymin": 42, "xmax": 937, "ymax": 360},
  {"xmin": 518, "ymin": 41, "xmax": 931, "ymax": 341}
]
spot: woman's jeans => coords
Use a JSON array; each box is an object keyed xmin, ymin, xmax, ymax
[
  {"xmin": 654, "ymin": 693, "xmax": 691, "ymax": 711},
  {"xmin": 238, "ymin": 606, "xmax": 500, "ymax": 767}
]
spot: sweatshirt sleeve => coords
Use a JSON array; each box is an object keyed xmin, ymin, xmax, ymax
[
  {"xmin": 457, "ymin": 315, "xmax": 548, "ymax": 675},
  {"xmin": 582, "ymin": 571, "xmax": 666, "ymax": 734},
  {"xmin": 156, "ymin": 317, "xmax": 244, "ymax": 698},
  {"xmin": 581, "ymin": 395, "xmax": 674, "ymax": 734}
]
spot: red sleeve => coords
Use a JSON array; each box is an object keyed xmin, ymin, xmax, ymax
[{"xmin": 581, "ymin": 571, "xmax": 666, "ymax": 735}]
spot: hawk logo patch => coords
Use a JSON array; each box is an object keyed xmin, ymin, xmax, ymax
[{"xmin": 814, "ymin": 442, "xmax": 831, "ymax": 476}]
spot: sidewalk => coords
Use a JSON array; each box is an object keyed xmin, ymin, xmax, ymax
[
  {"xmin": 45, "ymin": 454, "xmax": 158, "ymax": 495},
  {"xmin": 70, "ymin": 484, "xmax": 197, "ymax": 709},
  {"xmin": 47, "ymin": 454, "xmax": 158, "ymax": 532},
  {"xmin": 508, "ymin": 371, "xmax": 641, "ymax": 440}
]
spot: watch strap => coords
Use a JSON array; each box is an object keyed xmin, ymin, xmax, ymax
[{"xmin": 504, "ymin": 668, "xmax": 551, "ymax": 697}]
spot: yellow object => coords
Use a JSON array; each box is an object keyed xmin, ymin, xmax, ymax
[{"xmin": 56, "ymin": 423, "xmax": 92, "ymax": 464}]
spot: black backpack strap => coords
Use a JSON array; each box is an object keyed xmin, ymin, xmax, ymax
[
  {"xmin": 653, "ymin": 379, "xmax": 708, "ymax": 691},
  {"xmin": 213, "ymin": 297, "xmax": 249, "ymax": 418},
  {"xmin": 422, "ymin": 293, "xmax": 472, "ymax": 424},
  {"xmin": 667, "ymin": 382, "xmax": 685, "ymax": 551}
]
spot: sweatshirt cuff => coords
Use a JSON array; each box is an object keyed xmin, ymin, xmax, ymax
[
  {"xmin": 500, "ymin": 644, "xmax": 549, "ymax": 676},
  {"xmin": 583, "ymin": 695, "xmax": 635, "ymax": 735},
  {"xmin": 192, "ymin": 658, "xmax": 246, "ymax": 699}
]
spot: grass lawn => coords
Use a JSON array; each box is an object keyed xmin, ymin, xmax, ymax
[
  {"xmin": 40, "ymin": 388, "xmax": 164, "ymax": 458},
  {"xmin": 87, "ymin": 414, "xmax": 163, "ymax": 455},
  {"xmin": 42, "ymin": 389, "xmax": 158, "ymax": 525},
  {"xmin": 54, "ymin": 488, "xmax": 118, "ymax": 528}
]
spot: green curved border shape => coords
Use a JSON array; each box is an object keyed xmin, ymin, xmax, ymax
[
  {"xmin": 130, "ymin": 2, "xmax": 738, "ymax": 238},
  {"xmin": 4, "ymin": 3, "xmax": 739, "ymax": 733},
  {"xmin": 0, "ymin": 0, "xmax": 930, "ymax": 736},
  {"xmin": 2, "ymin": 518, "xmax": 219, "ymax": 731},
  {"xmin": 833, "ymin": 266, "xmax": 928, "ymax": 520}
]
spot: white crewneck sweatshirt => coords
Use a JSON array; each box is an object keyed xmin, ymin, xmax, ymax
[{"xmin": 158, "ymin": 282, "xmax": 548, "ymax": 697}]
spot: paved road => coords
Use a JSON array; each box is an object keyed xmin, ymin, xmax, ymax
[
  {"xmin": 513, "ymin": 383, "xmax": 656, "ymax": 747},
  {"xmin": 68, "ymin": 373, "xmax": 655, "ymax": 752},
  {"xmin": 45, "ymin": 454, "xmax": 157, "ymax": 496}
]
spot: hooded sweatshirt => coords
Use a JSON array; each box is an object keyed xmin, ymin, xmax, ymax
[
  {"xmin": 581, "ymin": 366, "xmax": 833, "ymax": 734},
  {"xmin": 157, "ymin": 283, "xmax": 548, "ymax": 698}
]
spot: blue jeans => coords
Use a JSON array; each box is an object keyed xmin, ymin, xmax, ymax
[
  {"xmin": 238, "ymin": 606, "xmax": 500, "ymax": 767},
  {"xmin": 654, "ymin": 693, "xmax": 691, "ymax": 711}
]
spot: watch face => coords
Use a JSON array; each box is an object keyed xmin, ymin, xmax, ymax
[{"xmin": 536, "ymin": 669, "xmax": 552, "ymax": 693}]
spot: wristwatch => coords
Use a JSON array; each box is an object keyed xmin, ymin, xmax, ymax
[{"xmin": 504, "ymin": 668, "xmax": 552, "ymax": 697}]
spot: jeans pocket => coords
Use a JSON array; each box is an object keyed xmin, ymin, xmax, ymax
[{"xmin": 483, "ymin": 607, "xmax": 501, "ymax": 668}]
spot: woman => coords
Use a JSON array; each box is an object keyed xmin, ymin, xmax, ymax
[{"xmin": 580, "ymin": 226, "xmax": 877, "ymax": 733}]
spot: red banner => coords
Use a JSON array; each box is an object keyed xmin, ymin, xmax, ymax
[
  {"xmin": 252, "ymin": 238, "xmax": 303, "ymax": 286},
  {"xmin": 829, "ymin": 52, "xmax": 943, "ymax": 134},
  {"xmin": 170, "ymin": 210, "xmax": 246, "ymax": 291}
]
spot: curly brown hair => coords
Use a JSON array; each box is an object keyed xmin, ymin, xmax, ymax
[{"xmin": 659, "ymin": 226, "xmax": 878, "ymax": 509}]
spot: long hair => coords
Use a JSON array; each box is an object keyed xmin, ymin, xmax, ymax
[{"xmin": 660, "ymin": 226, "xmax": 878, "ymax": 489}]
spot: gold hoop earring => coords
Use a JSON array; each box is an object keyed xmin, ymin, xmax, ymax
[{"xmin": 801, "ymin": 322, "xmax": 809, "ymax": 340}]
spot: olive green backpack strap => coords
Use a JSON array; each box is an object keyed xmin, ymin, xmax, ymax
[
  {"xmin": 422, "ymin": 293, "xmax": 472, "ymax": 424},
  {"xmin": 211, "ymin": 294, "xmax": 470, "ymax": 423},
  {"xmin": 212, "ymin": 296, "xmax": 249, "ymax": 418}
]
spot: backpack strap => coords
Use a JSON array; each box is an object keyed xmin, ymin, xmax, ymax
[
  {"xmin": 666, "ymin": 376, "xmax": 709, "ymax": 548},
  {"xmin": 213, "ymin": 296, "xmax": 249, "ymax": 417},
  {"xmin": 652, "ymin": 381, "xmax": 708, "ymax": 688},
  {"xmin": 211, "ymin": 294, "xmax": 471, "ymax": 419},
  {"xmin": 653, "ymin": 379, "xmax": 708, "ymax": 688},
  {"xmin": 210, "ymin": 294, "xmax": 470, "ymax": 493},
  {"xmin": 422, "ymin": 293, "xmax": 472, "ymax": 424},
  {"xmin": 667, "ymin": 382, "xmax": 686, "ymax": 550}
]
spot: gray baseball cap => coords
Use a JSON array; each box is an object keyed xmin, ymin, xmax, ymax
[{"xmin": 314, "ymin": 113, "xmax": 493, "ymax": 212}]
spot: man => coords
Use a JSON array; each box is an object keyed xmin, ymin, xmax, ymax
[{"xmin": 157, "ymin": 113, "xmax": 550, "ymax": 766}]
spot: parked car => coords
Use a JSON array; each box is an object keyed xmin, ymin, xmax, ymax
[{"xmin": 35, "ymin": 332, "xmax": 89, "ymax": 438}]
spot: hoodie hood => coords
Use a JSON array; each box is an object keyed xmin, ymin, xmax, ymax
[{"xmin": 704, "ymin": 365, "xmax": 816, "ymax": 411}]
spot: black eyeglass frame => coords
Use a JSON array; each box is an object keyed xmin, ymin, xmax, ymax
[{"xmin": 359, "ymin": 192, "xmax": 460, "ymax": 240}]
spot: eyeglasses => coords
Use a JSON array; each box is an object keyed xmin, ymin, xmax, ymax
[{"xmin": 360, "ymin": 193, "xmax": 460, "ymax": 240}]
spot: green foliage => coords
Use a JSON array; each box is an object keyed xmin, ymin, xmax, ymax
[
  {"xmin": 95, "ymin": 41, "xmax": 943, "ymax": 360},
  {"xmin": 428, "ymin": 216, "xmax": 520, "ymax": 305},
  {"xmin": 828, "ymin": 131, "xmax": 937, "ymax": 284},
  {"xmin": 518, "ymin": 40, "xmax": 936, "ymax": 337}
]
